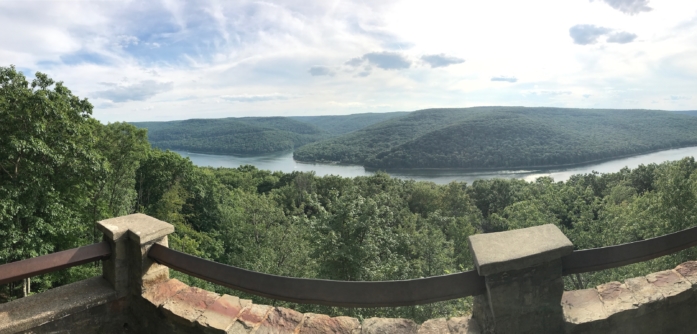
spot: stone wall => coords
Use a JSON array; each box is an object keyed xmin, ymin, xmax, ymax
[
  {"xmin": 135, "ymin": 278, "xmax": 481, "ymax": 334},
  {"xmin": 5, "ymin": 214, "xmax": 697, "ymax": 333},
  {"xmin": 561, "ymin": 261, "xmax": 697, "ymax": 334}
]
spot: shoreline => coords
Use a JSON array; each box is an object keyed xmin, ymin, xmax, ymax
[{"xmin": 295, "ymin": 144, "xmax": 697, "ymax": 173}]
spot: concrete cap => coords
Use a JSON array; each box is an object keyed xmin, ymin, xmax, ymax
[
  {"xmin": 97, "ymin": 213, "xmax": 174, "ymax": 244},
  {"xmin": 468, "ymin": 224, "xmax": 573, "ymax": 276}
]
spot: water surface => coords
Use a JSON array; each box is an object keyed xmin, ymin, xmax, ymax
[{"xmin": 175, "ymin": 146, "xmax": 697, "ymax": 184}]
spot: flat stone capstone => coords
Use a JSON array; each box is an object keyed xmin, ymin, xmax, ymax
[{"xmin": 468, "ymin": 224, "xmax": 573, "ymax": 276}]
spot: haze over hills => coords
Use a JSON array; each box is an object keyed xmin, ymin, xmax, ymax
[
  {"xmin": 293, "ymin": 107, "xmax": 697, "ymax": 170},
  {"xmin": 131, "ymin": 112, "xmax": 408, "ymax": 155}
]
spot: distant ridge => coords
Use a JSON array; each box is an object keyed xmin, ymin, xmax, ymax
[
  {"xmin": 293, "ymin": 107, "xmax": 697, "ymax": 170},
  {"xmin": 131, "ymin": 112, "xmax": 408, "ymax": 155}
]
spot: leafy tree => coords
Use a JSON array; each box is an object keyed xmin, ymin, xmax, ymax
[{"xmin": 0, "ymin": 66, "xmax": 102, "ymax": 296}]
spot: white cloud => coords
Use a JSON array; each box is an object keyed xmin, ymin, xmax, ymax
[
  {"xmin": 0, "ymin": 0, "xmax": 695, "ymax": 121},
  {"xmin": 94, "ymin": 81, "xmax": 173, "ymax": 102}
]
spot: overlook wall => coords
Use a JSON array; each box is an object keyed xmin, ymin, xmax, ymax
[{"xmin": 2, "ymin": 214, "xmax": 697, "ymax": 333}]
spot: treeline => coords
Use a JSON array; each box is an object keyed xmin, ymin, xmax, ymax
[
  {"xmin": 132, "ymin": 112, "xmax": 409, "ymax": 155},
  {"xmin": 4, "ymin": 67, "xmax": 697, "ymax": 323},
  {"xmin": 294, "ymin": 107, "xmax": 697, "ymax": 169}
]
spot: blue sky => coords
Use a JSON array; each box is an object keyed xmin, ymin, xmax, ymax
[{"xmin": 1, "ymin": 0, "xmax": 695, "ymax": 122}]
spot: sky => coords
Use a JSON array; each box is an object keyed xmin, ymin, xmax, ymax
[{"xmin": 1, "ymin": 0, "xmax": 696, "ymax": 122}]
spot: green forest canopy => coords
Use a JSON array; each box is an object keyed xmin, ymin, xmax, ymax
[
  {"xmin": 131, "ymin": 112, "xmax": 409, "ymax": 155},
  {"xmin": 294, "ymin": 107, "xmax": 697, "ymax": 169},
  {"xmin": 4, "ymin": 66, "xmax": 697, "ymax": 323}
]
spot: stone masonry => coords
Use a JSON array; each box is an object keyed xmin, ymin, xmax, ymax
[
  {"xmin": 468, "ymin": 224, "xmax": 573, "ymax": 334},
  {"xmin": 6, "ymin": 214, "xmax": 697, "ymax": 333},
  {"xmin": 139, "ymin": 278, "xmax": 481, "ymax": 333}
]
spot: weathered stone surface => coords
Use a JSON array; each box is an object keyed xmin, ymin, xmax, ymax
[
  {"xmin": 624, "ymin": 276, "xmax": 664, "ymax": 317},
  {"xmin": 228, "ymin": 304, "xmax": 272, "ymax": 333},
  {"xmin": 256, "ymin": 307, "xmax": 304, "ymax": 334},
  {"xmin": 0, "ymin": 277, "xmax": 118, "ymax": 334},
  {"xmin": 417, "ymin": 318, "xmax": 448, "ymax": 333},
  {"xmin": 98, "ymin": 213, "xmax": 175, "ymax": 244},
  {"xmin": 596, "ymin": 281, "xmax": 637, "ymax": 317},
  {"xmin": 468, "ymin": 224, "xmax": 573, "ymax": 276},
  {"xmin": 161, "ymin": 286, "xmax": 220, "ymax": 327},
  {"xmin": 674, "ymin": 261, "xmax": 697, "ymax": 286},
  {"xmin": 361, "ymin": 317, "xmax": 418, "ymax": 334},
  {"xmin": 197, "ymin": 294, "xmax": 249, "ymax": 333},
  {"xmin": 446, "ymin": 316, "xmax": 480, "ymax": 334},
  {"xmin": 647, "ymin": 270, "xmax": 692, "ymax": 304},
  {"xmin": 561, "ymin": 289, "xmax": 606, "ymax": 324},
  {"xmin": 142, "ymin": 278, "xmax": 188, "ymax": 307},
  {"xmin": 477, "ymin": 259, "xmax": 566, "ymax": 333},
  {"xmin": 298, "ymin": 313, "xmax": 361, "ymax": 334}
]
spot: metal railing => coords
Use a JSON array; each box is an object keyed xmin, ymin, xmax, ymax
[
  {"xmin": 0, "ymin": 241, "xmax": 112, "ymax": 285},
  {"xmin": 148, "ymin": 243, "xmax": 486, "ymax": 307},
  {"xmin": 561, "ymin": 225, "xmax": 697, "ymax": 275},
  {"xmin": 148, "ymin": 225, "xmax": 697, "ymax": 307},
  {"xmin": 3, "ymin": 225, "xmax": 696, "ymax": 307}
]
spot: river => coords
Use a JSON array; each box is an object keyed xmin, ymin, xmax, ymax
[{"xmin": 174, "ymin": 146, "xmax": 697, "ymax": 184}]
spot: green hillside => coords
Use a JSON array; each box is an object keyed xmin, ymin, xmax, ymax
[
  {"xmin": 673, "ymin": 110, "xmax": 697, "ymax": 117},
  {"xmin": 294, "ymin": 107, "xmax": 697, "ymax": 169},
  {"xmin": 132, "ymin": 117, "xmax": 329, "ymax": 155},
  {"xmin": 132, "ymin": 112, "xmax": 411, "ymax": 155},
  {"xmin": 290, "ymin": 112, "xmax": 410, "ymax": 135}
]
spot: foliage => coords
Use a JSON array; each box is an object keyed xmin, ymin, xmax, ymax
[
  {"xmin": 294, "ymin": 107, "xmax": 697, "ymax": 169},
  {"xmin": 5, "ymin": 67, "xmax": 697, "ymax": 323},
  {"xmin": 132, "ymin": 113, "xmax": 410, "ymax": 155}
]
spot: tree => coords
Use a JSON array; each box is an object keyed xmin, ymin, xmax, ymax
[{"xmin": 0, "ymin": 66, "xmax": 102, "ymax": 296}]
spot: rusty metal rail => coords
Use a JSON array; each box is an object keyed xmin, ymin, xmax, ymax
[
  {"xmin": 146, "ymin": 225, "xmax": 697, "ymax": 307},
  {"xmin": 0, "ymin": 241, "xmax": 112, "ymax": 285},
  {"xmin": 148, "ymin": 243, "xmax": 486, "ymax": 307},
  {"xmin": 561, "ymin": 225, "xmax": 697, "ymax": 275}
]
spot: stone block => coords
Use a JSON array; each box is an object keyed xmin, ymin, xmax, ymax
[
  {"xmin": 298, "ymin": 313, "xmax": 361, "ymax": 334},
  {"xmin": 255, "ymin": 306, "xmax": 304, "ymax": 334},
  {"xmin": 468, "ymin": 224, "xmax": 573, "ymax": 276},
  {"xmin": 646, "ymin": 270, "xmax": 692, "ymax": 304},
  {"xmin": 417, "ymin": 318, "xmax": 448, "ymax": 333},
  {"xmin": 446, "ymin": 316, "xmax": 480, "ymax": 334},
  {"xmin": 674, "ymin": 261, "xmax": 697, "ymax": 287},
  {"xmin": 196, "ymin": 294, "xmax": 250, "ymax": 333},
  {"xmin": 625, "ymin": 276, "xmax": 664, "ymax": 316},
  {"xmin": 596, "ymin": 281, "xmax": 637, "ymax": 319},
  {"xmin": 142, "ymin": 279, "xmax": 189, "ymax": 307},
  {"xmin": 161, "ymin": 286, "xmax": 220, "ymax": 327},
  {"xmin": 361, "ymin": 317, "xmax": 418, "ymax": 334},
  {"xmin": 0, "ymin": 277, "xmax": 118, "ymax": 334},
  {"xmin": 561, "ymin": 289, "xmax": 606, "ymax": 324},
  {"xmin": 228, "ymin": 304, "xmax": 272, "ymax": 333},
  {"xmin": 98, "ymin": 213, "xmax": 175, "ymax": 244}
]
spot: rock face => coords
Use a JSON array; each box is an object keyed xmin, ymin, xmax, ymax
[{"xmin": 141, "ymin": 279, "xmax": 480, "ymax": 334}]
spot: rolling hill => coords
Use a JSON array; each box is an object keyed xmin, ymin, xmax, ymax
[
  {"xmin": 131, "ymin": 112, "xmax": 409, "ymax": 155},
  {"xmin": 293, "ymin": 107, "xmax": 697, "ymax": 169}
]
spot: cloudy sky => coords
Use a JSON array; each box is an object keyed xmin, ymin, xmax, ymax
[{"xmin": 1, "ymin": 0, "xmax": 696, "ymax": 122}]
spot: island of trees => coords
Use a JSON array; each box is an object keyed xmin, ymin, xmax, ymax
[{"xmin": 3, "ymin": 66, "xmax": 697, "ymax": 323}]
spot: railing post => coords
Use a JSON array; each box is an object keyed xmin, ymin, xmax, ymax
[
  {"xmin": 97, "ymin": 213, "xmax": 174, "ymax": 298},
  {"xmin": 468, "ymin": 224, "xmax": 573, "ymax": 334}
]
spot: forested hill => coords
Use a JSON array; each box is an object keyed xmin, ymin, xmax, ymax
[
  {"xmin": 290, "ymin": 112, "xmax": 409, "ymax": 135},
  {"xmin": 293, "ymin": 107, "xmax": 697, "ymax": 169},
  {"xmin": 132, "ymin": 112, "xmax": 409, "ymax": 155},
  {"xmin": 132, "ymin": 117, "xmax": 329, "ymax": 155},
  {"xmin": 673, "ymin": 110, "xmax": 697, "ymax": 117}
]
